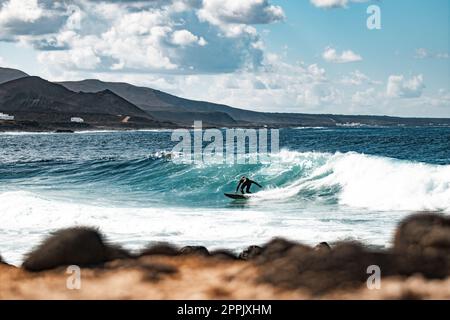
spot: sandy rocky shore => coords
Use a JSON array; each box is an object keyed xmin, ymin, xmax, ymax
[{"xmin": 1, "ymin": 213, "xmax": 449, "ymax": 300}]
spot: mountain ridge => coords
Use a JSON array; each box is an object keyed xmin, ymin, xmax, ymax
[
  {"xmin": 0, "ymin": 75, "xmax": 171, "ymax": 131},
  {"xmin": 0, "ymin": 67, "xmax": 449, "ymax": 131},
  {"xmin": 59, "ymin": 78, "xmax": 450, "ymax": 127},
  {"xmin": 0, "ymin": 67, "xmax": 28, "ymax": 84}
]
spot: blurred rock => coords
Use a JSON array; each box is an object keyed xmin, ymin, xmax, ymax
[
  {"xmin": 255, "ymin": 238, "xmax": 297, "ymax": 263},
  {"xmin": 239, "ymin": 245, "xmax": 263, "ymax": 260},
  {"xmin": 257, "ymin": 213, "xmax": 450, "ymax": 295},
  {"xmin": 392, "ymin": 213, "xmax": 450, "ymax": 278},
  {"xmin": 179, "ymin": 246, "xmax": 209, "ymax": 256},
  {"xmin": 258, "ymin": 241, "xmax": 393, "ymax": 295},
  {"xmin": 139, "ymin": 262, "xmax": 178, "ymax": 282},
  {"xmin": 314, "ymin": 242, "xmax": 331, "ymax": 252},
  {"xmin": 139, "ymin": 242, "xmax": 179, "ymax": 257},
  {"xmin": 22, "ymin": 227, "xmax": 130, "ymax": 272},
  {"xmin": 210, "ymin": 249, "xmax": 238, "ymax": 260},
  {"xmin": 393, "ymin": 213, "xmax": 450, "ymax": 258},
  {"xmin": 6, "ymin": 213, "xmax": 450, "ymax": 298}
]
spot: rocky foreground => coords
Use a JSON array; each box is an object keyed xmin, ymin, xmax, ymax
[{"xmin": 1, "ymin": 213, "xmax": 449, "ymax": 300}]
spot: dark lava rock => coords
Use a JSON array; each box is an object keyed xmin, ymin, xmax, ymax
[
  {"xmin": 314, "ymin": 242, "xmax": 331, "ymax": 252},
  {"xmin": 239, "ymin": 245, "xmax": 263, "ymax": 260},
  {"xmin": 393, "ymin": 213, "xmax": 450, "ymax": 257},
  {"xmin": 257, "ymin": 241, "xmax": 393, "ymax": 295},
  {"xmin": 210, "ymin": 249, "xmax": 238, "ymax": 260},
  {"xmin": 22, "ymin": 227, "xmax": 130, "ymax": 272},
  {"xmin": 139, "ymin": 242, "xmax": 179, "ymax": 257},
  {"xmin": 140, "ymin": 262, "xmax": 178, "ymax": 282},
  {"xmin": 256, "ymin": 238, "xmax": 297, "ymax": 263},
  {"xmin": 392, "ymin": 213, "xmax": 450, "ymax": 278},
  {"xmin": 179, "ymin": 246, "xmax": 210, "ymax": 256},
  {"xmin": 257, "ymin": 214, "xmax": 450, "ymax": 295}
]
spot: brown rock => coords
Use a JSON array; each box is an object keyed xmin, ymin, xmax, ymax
[
  {"xmin": 22, "ymin": 227, "xmax": 130, "ymax": 272},
  {"xmin": 210, "ymin": 249, "xmax": 238, "ymax": 260},
  {"xmin": 256, "ymin": 238, "xmax": 297, "ymax": 263},
  {"xmin": 179, "ymin": 246, "xmax": 209, "ymax": 256},
  {"xmin": 314, "ymin": 242, "xmax": 331, "ymax": 252},
  {"xmin": 239, "ymin": 245, "xmax": 263, "ymax": 260},
  {"xmin": 258, "ymin": 241, "xmax": 393, "ymax": 295},
  {"xmin": 139, "ymin": 262, "xmax": 178, "ymax": 282},
  {"xmin": 392, "ymin": 213, "xmax": 450, "ymax": 278},
  {"xmin": 393, "ymin": 213, "xmax": 450, "ymax": 257},
  {"xmin": 139, "ymin": 242, "xmax": 179, "ymax": 257}
]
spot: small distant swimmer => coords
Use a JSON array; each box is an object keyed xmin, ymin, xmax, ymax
[{"xmin": 236, "ymin": 176, "xmax": 262, "ymax": 194}]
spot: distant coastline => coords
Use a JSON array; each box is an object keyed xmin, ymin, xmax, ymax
[
  {"xmin": 2, "ymin": 124, "xmax": 450, "ymax": 134},
  {"xmin": 1, "ymin": 67, "xmax": 450, "ymax": 132},
  {"xmin": 1, "ymin": 121, "xmax": 450, "ymax": 133}
]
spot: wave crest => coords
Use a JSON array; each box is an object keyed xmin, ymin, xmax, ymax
[{"xmin": 253, "ymin": 150, "xmax": 450, "ymax": 212}]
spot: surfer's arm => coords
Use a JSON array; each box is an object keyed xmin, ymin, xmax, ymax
[
  {"xmin": 236, "ymin": 181, "xmax": 243, "ymax": 192},
  {"xmin": 253, "ymin": 181, "xmax": 262, "ymax": 188}
]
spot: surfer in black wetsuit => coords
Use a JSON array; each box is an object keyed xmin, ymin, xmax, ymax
[{"xmin": 236, "ymin": 176, "xmax": 262, "ymax": 194}]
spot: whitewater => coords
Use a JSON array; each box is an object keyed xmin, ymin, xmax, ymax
[{"xmin": 1, "ymin": 127, "xmax": 449, "ymax": 265}]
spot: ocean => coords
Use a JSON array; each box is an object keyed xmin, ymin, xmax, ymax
[{"xmin": 1, "ymin": 127, "xmax": 449, "ymax": 265}]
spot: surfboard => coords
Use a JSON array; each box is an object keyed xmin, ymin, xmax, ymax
[{"xmin": 224, "ymin": 193, "xmax": 250, "ymax": 199}]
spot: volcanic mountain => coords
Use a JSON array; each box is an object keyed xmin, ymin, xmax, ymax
[
  {"xmin": 0, "ymin": 67, "xmax": 449, "ymax": 131},
  {"xmin": 0, "ymin": 76, "xmax": 169, "ymax": 129},
  {"xmin": 0, "ymin": 67, "xmax": 28, "ymax": 84}
]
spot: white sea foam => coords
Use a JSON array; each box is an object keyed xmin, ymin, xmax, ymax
[
  {"xmin": 0, "ymin": 129, "xmax": 174, "ymax": 136},
  {"xmin": 0, "ymin": 131, "xmax": 55, "ymax": 136},
  {"xmin": 1, "ymin": 151, "xmax": 449, "ymax": 266},
  {"xmin": 253, "ymin": 150, "xmax": 450, "ymax": 212},
  {"xmin": 0, "ymin": 189, "xmax": 399, "ymax": 266}
]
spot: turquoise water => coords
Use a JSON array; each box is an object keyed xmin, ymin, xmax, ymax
[{"xmin": 1, "ymin": 127, "xmax": 449, "ymax": 265}]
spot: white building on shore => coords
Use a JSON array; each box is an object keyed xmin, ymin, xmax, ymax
[
  {"xmin": 0, "ymin": 113, "xmax": 14, "ymax": 121},
  {"xmin": 70, "ymin": 117, "xmax": 85, "ymax": 123}
]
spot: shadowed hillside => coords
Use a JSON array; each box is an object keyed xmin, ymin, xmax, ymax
[
  {"xmin": 0, "ymin": 67, "xmax": 449, "ymax": 131},
  {"xmin": 0, "ymin": 76, "xmax": 171, "ymax": 131},
  {"xmin": 60, "ymin": 79, "xmax": 450, "ymax": 128},
  {"xmin": 0, "ymin": 67, "xmax": 28, "ymax": 84}
]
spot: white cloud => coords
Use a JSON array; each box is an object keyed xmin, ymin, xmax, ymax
[
  {"xmin": 171, "ymin": 29, "xmax": 206, "ymax": 46},
  {"xmin": 436, "ymin": 52, "xmax": 449, "ymax": 59},
  {"xmin": 87, "ymin": 54, "xmax": 332, "ymax": 113},
  {"xmin": 414, "ymin": 48, "xmax": 449, "ymax": 60},
  {"xmin": 37, "ymin": 54, "xmax": 448, "ymax": 117},
  {"xmin": 296, "ymin": 85, "xmax": 342, "ymax": 107},
  {"xmin": 0, "ymin": 0, "xmax": 284, "ymax": 74},
  {"xmin": 0, "ymin": 0, "xmax": 68, "ymax": 40},
  {"xmin": 322, "ymin": 47, "xmax": 362, "ymax": 63},
  {"xmin": 341, "ymin": 70, "xmax": 368, "ymax": 85},
  {"xmin": 310, "ymin": 0, "xmax": 368, "ymax": 9},
  {"xmin": 341, "ymin": 70, "xmax": 381, "ymax": 86},
  {"xmin": 351, "ymin": 88, "xmax": 377, "ymax": 106},
  {"xmin": 38, "ymin": 46, "xmax": 101, "ymax": 71},
  {"xmin": 414, "ymin": 48, "xmax": 429, "ymax": 59},
  {"xmin": 0, "ymin": 0, "xmax": 42, "ymax": 24},
  {"xmin": 198, "ymin": 0, "xmax": 284, "ymax": 26},
  {"xmin": 176, "ymin": 57, "xmax": 338, "ymax": 111},
  {"xmin": 386, "ymin": 74, "xmax": 425, "ymax": 98},
  {"xmin": 1, "ymin": 1, "xmax": 446, "ymax": 117},
  {"xmin": 0, "ymin": 54, "xmax": 19, "ymax": 69},
  {"xmin": 421, "ymin": 89, "xmax": 450, "ymax": 108}
]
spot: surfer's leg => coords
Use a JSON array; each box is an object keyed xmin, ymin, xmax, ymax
[
  {"xmin": 240, "ymin": 186, "xmax": 245, "ymax": 194},
  {"xmin": 246, "ymin": 185, "xmax": 252, "ymax": 193}
]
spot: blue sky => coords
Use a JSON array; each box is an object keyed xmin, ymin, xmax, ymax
[
  {"xmin": 264, "ymin": 0, "xmax": 449, "ymax": 90},
  {"xmin": 0, "ymin": 0, "xmax": 449, "ymax": 117}
]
